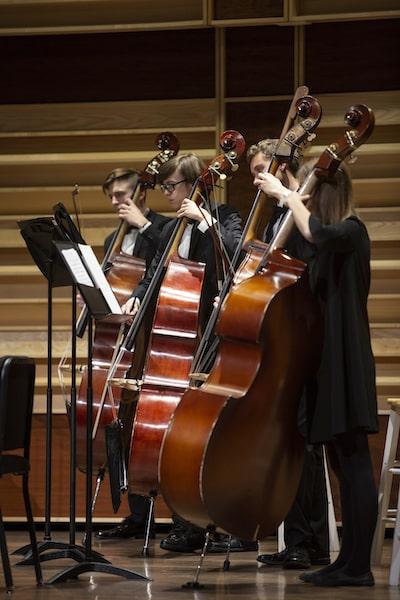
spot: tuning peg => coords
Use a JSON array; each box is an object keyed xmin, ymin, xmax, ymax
[
  {"xmin": 307, "ymin": 133, "xmax": 316, "ymax": 142},
  {"xmin": 347, "ymin": 154, "xmax": 358, "ymax": 164},
  {"xmin": 231, "ymin": 164, "xmax": 239, "ymax": 172},
  {"xmin": 219, "ymin": 173, "xmax": 227, "ymax": 180}
]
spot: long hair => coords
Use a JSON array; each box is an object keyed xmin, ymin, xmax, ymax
[{"xmin": 298, "ymin": 161, "xmax": 355, "ymax": 225}]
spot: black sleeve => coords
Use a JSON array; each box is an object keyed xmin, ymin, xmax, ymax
[
  {"xmin": 309, "ymin": 215, "xmax": 364, "ymax": 253},
  {"xmin": 130, "ymin": 221, "xmax": 173, "ymax": 302},
  {"xmin": 197, "ymin": 204, "xmax": 243, "ymax": 257},
  {"xmin": 139, "ymin": 221, "xmax": 165, "ymax": 255}
]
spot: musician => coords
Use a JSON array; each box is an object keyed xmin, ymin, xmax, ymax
[
  {"xmin": 123, "ymin": 153, "xmax": 242, "ymax": 326},
  {"xmin": 123, "ymin": 152, "xmax": 246, "ymax": 552},
  {"xmin": 244, "ymin": 139, "xmax": 330, "ymax": 569},
  {"xmin": 102, "ymin": 167, "xmax": 170, "ymax": 265},
  {"xmin": 95, "ymin": 167, "xmax": 170, "ymax": 541},
  {"xmin": 255, "ymin": 162, "xmax": 378, "ymax": 587}
]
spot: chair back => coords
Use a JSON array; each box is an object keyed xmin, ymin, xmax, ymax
[{"xmin": 0, "ymin": 356, "xmax": 35, "ymax": 458}]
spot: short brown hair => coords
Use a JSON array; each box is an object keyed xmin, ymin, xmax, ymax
[
  {"xmin": 157, "ymin": 153, "xmax": 205, "ymax": 184},
  {"xmin": 102, "ymin": 168, "xmax": 140, "ymax": 195},
  {"xmin": 247, "ymin": 138, "xmax": 300, "ymax": 174}
]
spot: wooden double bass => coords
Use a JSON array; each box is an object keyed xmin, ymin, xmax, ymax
[
  {"xmin": 190, "ymin": 91, "xmax": 322, "ymax": 377},
  {"xmin": 126, "ymin": 131, "xmax": 245, "ymax": 498},
  {"xmin": 75, "ymin": 132, "xmax": 179, "ymax": 474},
  {"xmin": 159, "ymin": 105, "xmax": 375, "ymax": 540}
]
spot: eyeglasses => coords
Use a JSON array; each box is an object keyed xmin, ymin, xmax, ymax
[{"xmin": 160, "ymin": 179, "xmax": 187, "ymax": 193}]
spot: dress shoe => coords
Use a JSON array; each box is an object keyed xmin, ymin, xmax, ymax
[
  {"xmin": 160, "ymin": 528, "xmax": 205, "ymax": 553},
  {"xmin": 95, "ymin": 519, "xmax": 154, "ymax": 540},
  {"xmin": 257, "ymin": 548, "xmax": 288, "ymax": 566},
  {"xmin": 207, "ymin": 536, "xmax": 258, "ymax": 553},
  {"xmin": 258, "ymin": 546, "xmax": 311, "ymax": 569},
  {"xmin": 311, "ymin": 569, "xmax": 375, "ymax": 587}
]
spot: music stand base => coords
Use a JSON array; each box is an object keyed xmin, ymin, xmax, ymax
[
  {"xmin": 47, "ymin": 561, "xmax": 149, "ymax": 584},
  {"xmin": 16, "ymin": 543, "xmax": 107, "ymax": 566}
]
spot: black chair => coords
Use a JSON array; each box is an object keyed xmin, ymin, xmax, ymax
[{"xmin": 0, "ymin": 356, "xmax": 43, "ymax": 592}]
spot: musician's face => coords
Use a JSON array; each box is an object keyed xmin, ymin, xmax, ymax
[
  {"xmin": 249, "ymin": 151, "xmax": 285, "ymax": 186},
  {"xmin": 160, "ymin": 168, "xmax": 192, "ymax": 212},
  {"xmin": 108, "ymin": 180, "xmax": 134, "ymax": 208}
]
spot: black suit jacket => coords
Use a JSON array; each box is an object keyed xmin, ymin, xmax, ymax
[
  {"xmin": 104, "ymin": 209, "xmax": 171, "ymax": 271},
  {"xmin": 132, "ymin": 204, "xmax": 242, "ymax": 326}
]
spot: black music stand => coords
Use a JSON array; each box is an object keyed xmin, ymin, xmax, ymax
[
  {"xmin": 16, "ymin": 216, "xmax": 104, "ymax": 565},
  {"xmin": 46, "ymin": 240, "xmax": 148, "ymax": 584}
]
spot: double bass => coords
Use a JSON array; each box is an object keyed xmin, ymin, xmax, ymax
[
  {"xmin": 75, "ymin": 132, "xmax": 179, "ymax": 474},
  {"xmin": 191, "ymin": 91, "xmax": 322, "ymax": 377},
  {"xmin": 159, "ymin": 105, "xmax": 375, "ymax": 541},
  {"xmin": 126, "ymin": 131, "xmax": 245, "ymax": 498}
]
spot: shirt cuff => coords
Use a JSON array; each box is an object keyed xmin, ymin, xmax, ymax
[
  {"xmin": 198, "ymin": 217, "xmax": 217, "ymax": 233},
  {"xmin": 139, "ymin": 221, "xmax": 152, "ymax": 234}
]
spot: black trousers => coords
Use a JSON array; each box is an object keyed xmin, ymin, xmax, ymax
[
  {"xmin": 326, "ymin": 430, "xmax": 377, "ymax": 575},
  {"xmin": 124, "ymin": 493, "xmax": 151, "ymax": 523},
  {"xmin": 284, "ymin": 443, "xmax": 329, "ymax": 555}
]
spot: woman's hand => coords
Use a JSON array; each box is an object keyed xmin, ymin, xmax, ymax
[
  {"xmin": 177, "ymin": 198, "xmax": 209, "ymax": 223},
  {"xmin": 281, "ymin": 191, "xmax": 310, "ymax": 209}
]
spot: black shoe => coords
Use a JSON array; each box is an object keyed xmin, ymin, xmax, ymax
[
  {"xmin": 311, "ymin": 569, "xmax": 375, "ymax": 587},
  {"xmin": 257, "ymin": 548, "xmax": 288, "ymax": 566},
  {"xmin": 160, "ymin": 528, "xmax": 205, "ymax": 553},
  {"xmin": 257, "ymin": 546, "xmax": 311, "ymax": 569},
  {"xmin": 207, "ymin": 536, "xmax": 258, "ymax": 553},
  {"xmin": 300, "ymin": 564, "xmax": 339, "ymax": 583},
  {"xmin": 95, "ymin": 520, "xmax": 153, "ymax": 540},
  {"xmin": 283, "ymin": 546, "xmax": 311, "ymax": 569}
]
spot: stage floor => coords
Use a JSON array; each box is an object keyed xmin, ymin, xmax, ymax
[{"xmin": 1, "ymin": 530, "xmax": 397, "ymax": 599}]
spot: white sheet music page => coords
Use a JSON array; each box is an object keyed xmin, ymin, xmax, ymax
[
  {"xmin": 78, "ymin": 244, "xmax": 122, "ymax": 314},
  {"xmin": 62, "ymin": 248, "xmax": 94, "ymax": 287}
]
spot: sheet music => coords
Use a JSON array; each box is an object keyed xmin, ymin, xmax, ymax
[
  {"xmin": 61, "ymin": 248, "xmax": 94, "ymax": 287},
  {"xmin": 78, "ymin": 244, "xmax": 122, "ymax": 314}
]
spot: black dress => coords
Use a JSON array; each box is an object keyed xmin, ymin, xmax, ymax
[{"xmin": 306, "ymin": 215, "xmax": 378, "ymax": 444}]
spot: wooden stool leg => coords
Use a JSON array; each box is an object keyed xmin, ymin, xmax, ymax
[
  {"xmin": 277, "ymin": 522, "xmax": 285, "ymax": 552},
  {"xmin": 372, "ymin": 409, "xmax": 400, "ymax": 565},
  {"xmin": 323, "ymin": 447, "xmax": 339, "ymax": 553},
  {"xmin": 389, "ymin": 468, "xmax": 400, "ymax": 586}
]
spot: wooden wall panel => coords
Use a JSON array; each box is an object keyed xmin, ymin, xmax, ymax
[
  {"xmin": 0, "ymin": 415, "xmax": 397, "ymax": 524},
  {"xmin": 0, "ymin": 0, "xmax": 205, "ymax": 33},
  {"xmin": 0, "ymin": 99, "xmax": 216, "ymax": 133},
  {"xmin": 291, "ymin": 0, "xmax": 400, "ymax": 21},
  {"xmin": 213, "ymin": 1, "xmax": 284, "ymax": 22},
  {"xmin": 0, "ymin": 415, "xmax": 171, "ymax": 522},
  {"xmin": 225, "ymin": 27, "xmax": 294, "ymax": 97},
  {"xmin": 305, "ymin": 20, "xmax": 400, "ymax": 93},
  {"xmin": 0, "ymin": 29, "xmax": 215, "ymax": 104}
]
